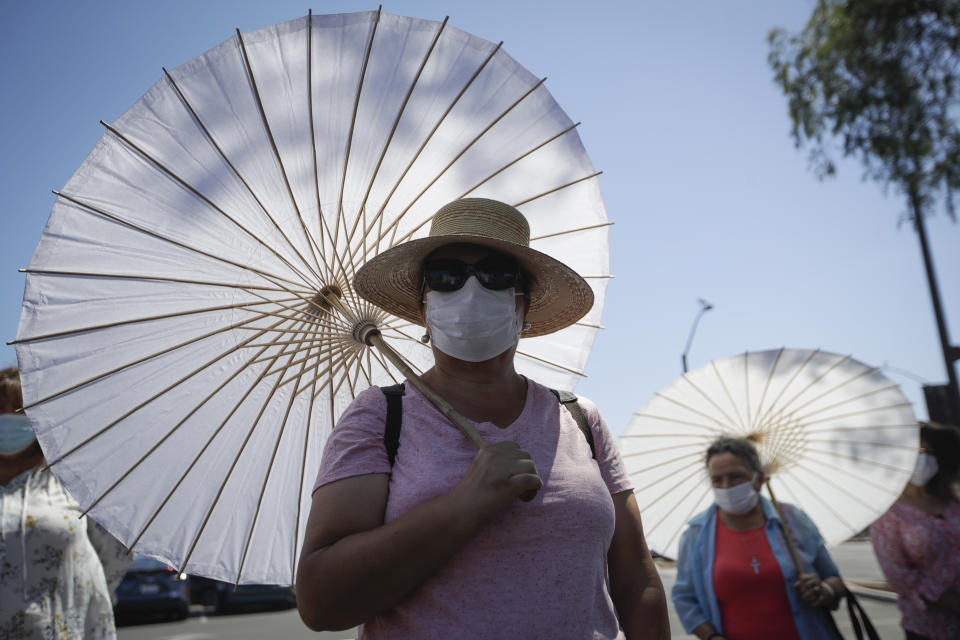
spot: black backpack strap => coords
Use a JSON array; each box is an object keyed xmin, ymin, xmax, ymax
[
  {"xmin": 549, "ymin": 388, "xmax": 595, "ymax": 459},
  {"xmin": 381, "ymin": 383, "xmax": 406, "ymax": 466}
]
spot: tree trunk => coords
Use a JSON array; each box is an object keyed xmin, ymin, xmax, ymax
[{"xmin": 909, "ymin": 188, "xmax": 960, "ymax": 422}]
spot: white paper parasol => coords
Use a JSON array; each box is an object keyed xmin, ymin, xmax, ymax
[
  {"xmin": 11, "ymin": 10, "xmax": 610, "ymax": 585},
  {"xmin": 619, "ymin": 348, "xmax": 919, "ymax": 560}
]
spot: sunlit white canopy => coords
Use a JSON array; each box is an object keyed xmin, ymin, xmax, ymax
[{"xmin": 12, "ymin": 9, "xmax": 610, "ymax": 585}]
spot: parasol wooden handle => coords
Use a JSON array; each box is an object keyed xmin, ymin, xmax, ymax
[
  {"xmin": 367, "ymin": 331, "xmax": 487, "ymax": 448},
  {"xmin": 363, "ymin": 328, "xmax": 538, "ymax": 502},
  {"xmin": 765, "ymin": 479, "xmax": 804, "ymax": 573}
]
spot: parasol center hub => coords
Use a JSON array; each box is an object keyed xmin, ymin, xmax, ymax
[
  {"xmin": 305, "ymin": 285, "xmax": 344, "ymax": 319},
  {"xmin": 353, "ymin": 320, "xmax": 380, "ymax": 346}
]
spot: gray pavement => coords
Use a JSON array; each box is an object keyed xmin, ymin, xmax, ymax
[{"xmin": 118, "ymin": 540, "xmax": 905, "ymax": 639}]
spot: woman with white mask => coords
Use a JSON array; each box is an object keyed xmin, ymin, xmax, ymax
[
  {"xmin": 872, "ymin": 423, "xmax": 960, "ymax": 640},
  {"xmin": 672, "ymin": 436, "xmax": 846, "ymax": 639},
  {"xmin": 296, "ymin": 199, "xmax": 669, "ymax": 639},
  {"xmin": 0, "ymin": 367, "xmax": 131, "ymax": 638}
]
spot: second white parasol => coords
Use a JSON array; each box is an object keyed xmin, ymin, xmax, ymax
[{"xmin": 619, "ymin": 348, "xmax": 919, "ymax": 560}]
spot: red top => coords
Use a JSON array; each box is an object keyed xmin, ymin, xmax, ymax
[{"xmin": 713, "ymin": 511, "xmax": 800, "ymax": 640}]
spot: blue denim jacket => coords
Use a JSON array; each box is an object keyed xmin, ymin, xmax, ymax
[{"xmin": 671, "ymin": 496, "xmax": 841, "ymax": 639}]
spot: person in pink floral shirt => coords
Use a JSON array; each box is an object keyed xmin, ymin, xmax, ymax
[{"xmin": 871, "ymin": 422, "xmax": 960, "ymax": 640}]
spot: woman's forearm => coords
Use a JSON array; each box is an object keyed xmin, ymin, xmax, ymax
[
  {"xmin": 297, "ymin": 491, "xmax": 476, "ymax": 630},
  {"xmin": 614, "ymin": 557, "xmax": 669, "ymax": 639}
]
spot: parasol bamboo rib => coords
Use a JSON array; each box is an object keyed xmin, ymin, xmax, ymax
[
  {"xmin": 18, "ymin": 268, "xmax": 307, "ymax": 295},
  {"xmin": 797, "ymin": 452, "xmax": 903, "ymax": 497},
  {"xmin": 743, "ymin": 353, "xmax": 752, "ymax": 430},
  {"xmin": 657, "ymin": 487, "xmax": 713, "ymax": 558},
  {"xmin": 634, "ymin": 461, "xmax": 704, "ymax": 497},
  {"xmin": 79, "ymin": 314, "xmax": 309, "ymax": 516},
  {"xmin": 235, "ymin": 327, "xmax": 320, "ymax": 585},
  {"xmin": 653, "ymin": 390, "xmax": 729, "ymax": 430},
  {"xmin": 804, "ymin": 445, "xmax": 914, "ymax": 473},
  {"xmin": 530, "ymin": 220, "xmax": 613, "ymax": 242},
  {"xmin": 512, "ymin": 171, "xmax": 603, "ymax": 208},
  {"xmin": 789, "ymin": 383, "xmax": 896, "ymax": 423},
  {"xmin": 178, "ymin": 323, "xmax": 311, "ymax": 575},
  {"xmin": 677, "ymin": 374, "xmax": 741, "ymax": 429},
  {"xmin": 515, "ymin": 350, "xmax": 586, "ymax": 377},
  {"xmin": 785, "ymin": 367, "xmax": 878, "ymax": 417},
  {"xmin": 622, "ymin": 432, "xmax": 714, "ymax": 439},
  {"xmin": 367, "ymin": 40, "xmax": 505, "ymax": 251},
  {"xmin": 333, "ymin": 7, "xmax": 381, "ymax": 263},
  {"xmin": 298, "ymin": 342, "xmax": 357, "ymax": 398},
  {"xmin": 637, "ymin": 465, "xmax": 707, "ymax": 526},
  {"xmin": 800, "ymin": 402, "xmax": 914, "ymax": 427},
  {"xmin": 363, "ymin": 341, "xmax": 406, "ymax": 387},
  {"xmin": 162, "ymin": 67, "xmax": 334, "ymax": 288},
  {"xmin": 784, "ymin": 460, "xmax": 898, "ymax": 517},
  {"xmin": 385, "ymin": 76, "xmax": 549, "ymax": 247},
  {"xmin": 235, "ymin": 28, "xmax": 327, "ymax": 283},
  {"xmin": 9, "ymin": 295, "xmax": 300, "ymax": 345},
  {"xmin": 644, "ymin": 480, "xmax": 708, "ymax": 542},
  {"xmin": 288, "ymin": 341, "xmax": 354, "ymax": 397},
  {"xmin": 760, "ymin": 354, "xmax": 852, "ymax": 427},
  {"xmin": 345, "ymin": 16, "xmax": 449, "ymax": 257},
  {"xmin": 128, "ymin": 319, "xmax": 311, "ymax": 549},
  {"xmin": 624, "ymin": 412, "xmax": 725, "ymax": 434},
  {"xmin": 99, "ymin": 121, "xmax": 323, "ymax": 287},
  {"xmin": 22, "ymin": 306, "xmax": 297, "ymax": 411},
  {"xmin": 244, "ymin": 335, "xmax": 345, "ymax": 351},
  {"xmin": 574, "ymin": 321, "xmax": 605, "ymax": 330},
  {"xmin": 803, "ymin": 423, "xmax": 918, "ymax": 434},
  {"xmin": 54, "ymin": 189, "xmax": 313, "ymax": 294},
  {"xmin": 43, "ymin": 309, "xmax": 305, "ymax": 469},
  {"xmin": 456, "ymin": 122, "xmax": 583, "ymax": 201},
  {"xmin": 781, "ymin": 465, "xmax": 866, "ymax": 532},
  {"xmin": 751, "ymin": 347, "xmax": 785, "ymax": 431},
  {"xmin": 711, "ymin": 360, "xmax": 747, "ymax": 431},
  {"xmin": 305, "ymin": 10, "xmax": 332, "ymax": 286},
  {"xmin": 622, "ymin": 450, "xmax": 703, "ymax": 474},
  {"xmin": 292, "ymin": 334, "xmax": 323, "ymax": 583},
  {"xmin": 753, "ymin": 349, "xmax": 820, "ymax": 428}
]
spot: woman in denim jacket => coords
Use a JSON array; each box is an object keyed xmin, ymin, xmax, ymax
[{"xmin": 671, "ymin": 436, "xmax": 844, "ymax": 639}]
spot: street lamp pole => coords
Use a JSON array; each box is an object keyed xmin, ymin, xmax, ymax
[{"xmin": 682, "ymin": 298, "xmax": 714, "ymax": 373}]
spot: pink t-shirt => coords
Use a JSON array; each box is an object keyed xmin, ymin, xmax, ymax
[{"xmin": 313, "ymin": 378, "xmax": 632, "ymax": 640}]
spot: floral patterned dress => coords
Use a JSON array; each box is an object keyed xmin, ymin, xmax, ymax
[
  {"xmin": 1, "ymin": 466, "xmax": 131, "ymax": 639},
  {"xmin": 871, "ymin": 500, "xmax": 960, "ymax": 640}
]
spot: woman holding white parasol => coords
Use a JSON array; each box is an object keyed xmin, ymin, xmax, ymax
[
  {"xmin": 672, "ymin": 436, "xmax": 846, "ymax": 640},
  {"xmin": 295, "ymin": 198, "xmax": 669, "ymax": 639}
]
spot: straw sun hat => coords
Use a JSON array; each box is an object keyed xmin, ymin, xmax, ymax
[{"xmin": 352, "ymin": 198, "xmax": 594, "ymax": 338}]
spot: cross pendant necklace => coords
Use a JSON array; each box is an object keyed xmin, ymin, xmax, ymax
[{"xmin": 733, "ymin": 529, "xmax": 761, "ymax": 574}]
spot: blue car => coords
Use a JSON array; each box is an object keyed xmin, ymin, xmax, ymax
[
  {"xmin": 115, "ymin": 556, "xmax": 190, "ymax": 622},
  {"xmin": 189, "ymin": 576, "xmax": 296, "ymax": 614}
]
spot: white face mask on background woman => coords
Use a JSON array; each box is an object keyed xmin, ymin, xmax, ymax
[
  {"xmin": 425, "ymin": 277, "xmax": 524, "ymax": 362},
  {"xmin": 909, "ymin": 452, "xmax": 939, "ymax": 487},
  {"xmin": 0, "ymin": 413, "xmax": 36, "ymax": 455},
  {"xmin": 713, "ymin": 474, "xmax": 760, "ymax": 515}
]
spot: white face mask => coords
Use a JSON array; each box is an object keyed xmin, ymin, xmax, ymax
[
  {"xmin": 713, "ymin": 474, "xmax": 759, "ymax": 515},
  {"xmin": 909, "ymin": 452, "xmax": 939, "ymax": 487},
  {"xmin": 0, "ymin": 413, "xmax": 37, "ymax": 455},
  {"xmin": 425, "ymin": 277, "xmax": 524, "ymax": 363}
]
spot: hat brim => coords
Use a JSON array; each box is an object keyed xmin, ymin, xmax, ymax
[{"xmin": 352, "ymin": 234, "xmax": 594, "ymax": 338}]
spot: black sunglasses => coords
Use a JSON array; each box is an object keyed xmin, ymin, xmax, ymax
[{"xmin": 422, "ymin": 255, "xmax": 523, "ymax": 292}]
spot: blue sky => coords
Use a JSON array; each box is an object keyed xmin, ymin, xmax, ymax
[{"xmin": 2, "ymin": 0, "xmax": 958, "ymax": 437}]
